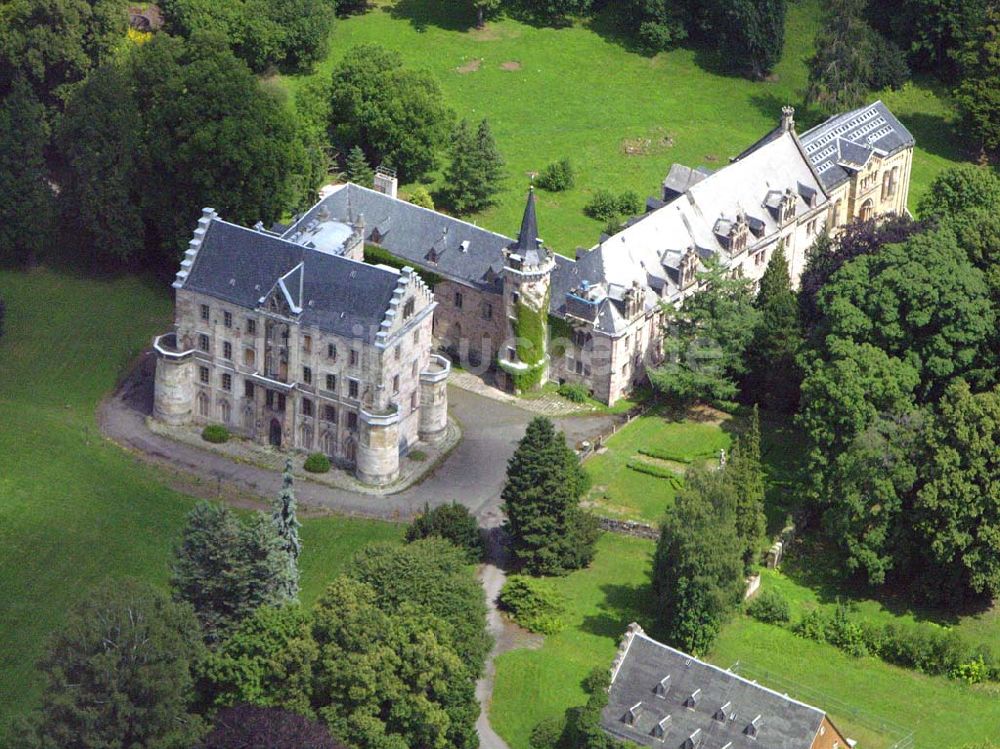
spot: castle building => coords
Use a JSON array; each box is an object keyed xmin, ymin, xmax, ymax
[
  {"xmin": 154, "ymin": 101, "xmax": 914, "ymax": 437},
  {"xmin": 153, "ymin": 209, "xmax": 450, "ymax": 486}
]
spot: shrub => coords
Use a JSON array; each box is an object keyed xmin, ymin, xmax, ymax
[
  {"xmin": 537, "ymin": 158, "xmax": 574, "ymax": 192},
  {"xmin": 794, "ymin": 609, "xmax": 829, "ymax": 642},
  {"xmin": 202, "ymin": 425, "xmax": 230, "ymax": 444},
  {"xmin": 498, "ymin": 575, "xmax": 567, "ymax": 634},
  {"xmin": 407, "ymin": 185, "xmax": 434, "ymax": 210},
  {"xmin": 408, "ymin": 449, "xmax": 428, "ymax": 461},
  {"xmin": 637, "ymin": 20, "xmax": 686, "ymax": 53},
  {"xmin": 826, "ymin": 607, "xmax": 869, "ymax": 658},
  {"xmin": 616, "ymin": 190, "xmax": 642, "ymax": 216},
  {"xmin": 304, "ymin": 453, "xmax": 331, "ymax": 473},
  {"xmin": 529, "ymin": 716, "xmax": 566, "ymax": 749},
  {"xmin": 626, "ymin": 461, "xmax": 683, "ymax": 488},
  {"xmin": 405, "ymin": 502, "xmax": 483, "ymax": 562},
  {"xmin": 746, "ymin": 589, "xmax": 790, "ymax": 625},
  {"xmin": 584, "ymin": 190, "xmax": 620, "ymax": 221},
  {"xmin": 558, "ymin": 382, "xmax": 590, "ymax": 403}
]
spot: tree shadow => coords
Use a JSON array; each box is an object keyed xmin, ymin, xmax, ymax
[
  {"xmin": 386, "ymin": 0, "xmax": 476, "ymax": 33},
  {"xmin": 579, "ymin": 580, "xmax": 658, "ymax": 642},
  {"xmin": 582, "ymin": 9, "xmax": 657, "ymax": 57},
  {"xmin": 900, "ymin": 110, "xmax": 973, "ymax": 163}
]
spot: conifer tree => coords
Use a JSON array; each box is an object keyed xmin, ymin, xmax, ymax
[
  {"xmin": 744, "ymin": 244, "xmax": 804, "ymax": 411},
  {"xmin": 725, "ymin": 406, "xmax": 767, "ymax": 573},
  {"xmin": 502, "ymin": 417, "xmax": 598, "ymax": 575},
  {"xmin": 806, "ymin": 0, "xmax": 874, "ymax": 113},
  {"xmin": 442, "ymin": 117, "xmax": 505, "ymax": 214},
  {"xmin": 345, "ymin": 144, "xmax": 374, "ymax": 186},
  {"xmin": 719, "ymin": 0, "xmax": 786, "ymax": 78},
  {"xmin": 243, "ymin": 512, "xmax": 296, "ymax": 611},
  {"xmin": 475, "ymin": 118, "xmax": 505, "ymax": 206},
  {"xmin": 272, "ymin": 458, "xmax": 302, "ymax": 601}
]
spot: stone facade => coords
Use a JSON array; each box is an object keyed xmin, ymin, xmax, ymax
[{"xmin": 154, "ymin": 211, "xmax": 449, "ymax": 487}]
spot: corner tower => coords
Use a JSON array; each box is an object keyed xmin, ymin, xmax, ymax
[{"xmin": 497, "ymin": 188, "xmax": 555, "ymax": 393}]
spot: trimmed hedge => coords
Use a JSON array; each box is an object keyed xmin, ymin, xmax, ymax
[
  {"xmin": 637, "ymin": 446, "xmax": 717, "ymax": 464},
  {"xmin": 304, "ymin": 452, "xmax": 331, "ymax": 473},
  {"xmin": 626, "ymin": 461, "xmax": 683, "ymax": 489},
  {"xmin": 201, "ymin": 425, "xmax": 230, "ymax": 443},
  {"xmin": 499, "ymin": 575, "xmax": 567, "ymax": 635}
]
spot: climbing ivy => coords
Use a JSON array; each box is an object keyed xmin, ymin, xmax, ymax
[{"xmin": 502, "ymin": 293, "xmax": 549, "ymax": 392}]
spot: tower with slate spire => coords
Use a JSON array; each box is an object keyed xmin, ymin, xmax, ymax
[{"xmin": 497, "ymin": 187, "xmax": 555, "ymax": 393}]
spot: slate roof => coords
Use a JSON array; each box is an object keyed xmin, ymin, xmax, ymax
[
  {"xmin": 283, "ymin": 184, "xmax": 514, "ymax": 291},
  {"xmin": 602, "ymin": 627, "xmax": 828, "ymax": 749},
  {"xmin": 182, "ymin": 218, "xmax": 401, "ymax": 342},
  {"xmin": 662, "ymin": 164, "xmax": 711, "ymax": 201},
  {"xmin": 512, "ymin": 187, "xmax": 547, "ymax": 266},
  {"xmin": 800, "ymin": 101, "xmax": 915, "ymax": 190}
]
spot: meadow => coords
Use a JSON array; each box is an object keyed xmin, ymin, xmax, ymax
[
  {"xmin": 279, "ymin": 0, "xmax": 971, "ymax": 255},
  {"xmin": 0, "ymin": 269, "xmax": 404, "ymax": 734}
]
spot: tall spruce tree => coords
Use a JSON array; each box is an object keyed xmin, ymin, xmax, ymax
[
  {"xmin": 806, "ymin": 0, "xmax": 875, "ymax": 113},
  {"xmin": 725, "ymin": 406, "xmax": 767, "ymax": 573},
  {"xmin": 344, "ymin": 144, "xmax": 374, "ymax": 186},
  {"xmin": 441, "ymin": 117, "xmax": 504, "ymax": 214},
  {"xmin": 272, "ymin": 458, "xmax": 302, "ymax": 601},
  {"xmin": 502, "ymin": 417, "xmax": 598, "ymax": 575},
  {"xmin": 744, "ymin": 244, "xmax": 803, "ymax": 412},
  {"xmin": 719, "ymin": 0, "xmax": 786, "ymax": 78},
  {"xmin": 475, "ymin": 118, "xmax": 505, "ymax": 206}
]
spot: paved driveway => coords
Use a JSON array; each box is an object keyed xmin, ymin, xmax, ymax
[{"xmin": 100, "ymin": 357, "xmax": 616, "ymax": 523}]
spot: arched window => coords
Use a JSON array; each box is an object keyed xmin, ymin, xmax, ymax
[
  {"xmin": 244, "ymin": 347, "xmax": 255, "ymax": 367},
  {"xmin": 859, "ymin": 199, "xmax": 874, "ymax": 222},
  {"xmin": 830, "ymin": 198, "xmax": 843, "ymax": 229},
  {"xmin": 197, "ymin": 391, "xmax": 210, "ymax": 418},
  {"xmin": 300, "ymin": 424, "xmax": 313, "ymax": 449},
  {"xmin": 322, "ymin": 431, "xmax": 336, "ymax": 458},
  {"xmin": 220, "ymin": 400, "xmax": 231, "ymax": 424}
]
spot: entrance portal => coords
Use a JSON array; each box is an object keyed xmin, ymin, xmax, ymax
[{"xmin": 269, "ymin": 418, "xmax": 282, "ymax": 447}]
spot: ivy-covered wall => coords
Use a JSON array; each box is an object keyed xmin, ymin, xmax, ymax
[
  {"xmin": 549, "ymin": 314, "xmax": 574, "ymax": 358},
  {"xmin": 503, "ymin": 292, "xmax": 549, "ymax": 391},
  {"xmin": 364, "ymin": 244, "xmax": 444, "ymax": 287}
]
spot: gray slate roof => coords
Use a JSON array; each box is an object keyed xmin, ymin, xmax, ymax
[
  {"xmin": 183, "ymin": 218, "xmax": 401, "ymax": 342},
  {"xmin": 602, "ymin": 628, "xmax": 826, "ymax": 749},
  {"xmin": 283, "ymin": 184, "xmax": 514, "ymax": 291},
  {"xmin": 800, "ymin": 101, "xmax": 915, "ymax": 190}
]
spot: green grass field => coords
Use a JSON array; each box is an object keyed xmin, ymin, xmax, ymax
[
  {"xmin": 490, "ymin": 535, "xmax": 1000, "ymax": 749},
  {"xmin": 0, "ymin": 269, "xmax": 404, "ymax": 733},
  {"xmin": 280, "ymin": 0, "xmax": 971, "ymax": 255}
]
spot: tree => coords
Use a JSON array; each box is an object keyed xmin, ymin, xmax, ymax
[
  {"xmin": 652, "ymin": 469, "xmax": 745, "ymax": 653},
  {"xmin": 405, "ymin": 502, "xmax": 484, "ymax": 562},
  {"xmin": 717, "ymin": 0, "xmax": 786, "ymax": 78},
  {"xmin": 242, "ymin": 512, "xmax": 297, "ymax": 612},
  {"xmin": 200, "ymin": 705, "xmax": 342, "ymax": 749},
  {"xmin": 611, "ymin": 0, "xmax": 687, "ymax": 53},
  {"xmin": 806, "ymin": 0, "xmax": 876, "ymax": 113},
  {"xmin": 0, "ymin": 0, "xmax": 127, "ymax": 113},
  {"xmin": 502, "ymin": 417, "xmax": 599, "ymax": 575},
  {"xmin": 18, "ymin": 578, "xmax": 205, "ymax": 749},
  {"xmin": 271, "ymin": 458, "xmax": 302, "ymax": 601},
  {"xmin": 514, "ymin": 0, "xmax": 592, "ymax": 25},
  {"xmin": 407, "ymin": 185, "xmax": 435, "ymax": 210},
  {"xmin": 311, "ymin": 577, "xmax": 479, "ymax": 749},
  {"xmin": 55, "ymin": 63, "xmax": 145, "ymax": 266},
  {"xmin": 917, "ymin": 165, "xmax": 1000, "ymax": 222},
  {"xmin": 347, "ymin": 539, "xmax": 491, "ymax": 671},
  {"xmin": 171, "ymin": 501, "xmax": 290, "ymax": 644},
  {"xmin": 912, "ymin": 381, "xmax": 1000, "ymax": 602},
  {"xmin": 650, "ymin": 256, "xmax": 759, "ymax": 406},
  {"xmin": 133, "ymin": 33, "xmax": 310, "ymax": 259},
  {"xmin": 329, "ymin": 44, "xmax": 453, "ymax": 181},
  {"xmin": 197, "ymin": 604, "xmax": 317, "ymax": 715},
  {"xmin": 726, "ymin": 407, "xmax": 767, "ymax": 573},
  {"xmin": 441, "ymin": 118, "xmax": 505, "ymax": 214},
  {"xmin": 472, "ymin": 0, "xmax": 502, "ymax": 29},
  {"xmin": 344, "ymin": 144, "xmax": 374, "ymax": 186},
  {"xmin": 0, "ymin": 79, "xmax": 53, "ymax": 267},
  {"xmin": 744, "ymin": 244, "xmax": 803, "ymax": 411},
  {"xmin": 815, "ymin": 227, "xmax": 996, "ymax": 400}
]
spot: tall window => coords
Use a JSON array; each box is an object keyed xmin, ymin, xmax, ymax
[
  {"xmin": 349, "ymin": 349, "xmax": 359, "ymax": 367},
  {"xmin": 222, "ymin": 373, "xmax": 232, "ymax": 391},
  {"xmin": 223, "ymin": 341, "xmax": 232, "ymax": 360},
  {"xmin": 303, "ymin": 366, "xmax": 312, "ymax": 384},
  {"xmin": 454, "ymin": 292, "xmax": 463, "ymax": 309},
  {"xmin": 303, "ymin": 335, "xmax": 312, "ymax": 354},
  {"xmin": 395, "ymin": 345, "xmax": 401, "ymax": 361},
  {"xmin": 347, "ymin": 412, "xmax": 358, "ymax": 431},
  {"xmin": 223, "ymin": 311, "xmax": 232, "ymax": 328},
  {"xmin": 327, "ymin": 343, "xmax": 337, "ymax": 360},
  {"xmin": 197, "ymin": 392, "xmax": 209, "ymax": 417},
  {"xmin": 198, "ymin": 334, "xmax": 210, "ymax": 352},
  {"xmin": 302, "ymin": 398, "xmax": 314, "ymax": 417},
  {"xmin": 411, "ymin": 392, "xmax": 418, "ymax": 412},
  {"xmin": 403, "ymin": 298, "xmax": 415, "ymax": 319},
  {"xmin": 326, "ymin": 373, "xmax": 337, "ymax": 392},
  {"xmin": 200, "ymin": 304, "xmax": 210, "ymax": 321},
  {"xmin": 348, "ymin": 379, "xmax": 359, "ymax": 399},
  {"xmin": 244, "ymin": 381, "xmax": 255, "ymax": 399},
  {"xmin": 323, "ymin": 404, "xmax": 337, "ymax": 423},
  {"xmin": 199, "ymin": 366, "xmax": 209, "ymax": 384},
  {"xmin": 392, "ymin": 374, "xmax": 400, "ymax": 393},
  {"xmin": 246, "ymin": 318, "xmax": 256, "ymax": 335},
  {"xmin": 220, "ymin": 400, "xmax": 231, "ymax": 423}
]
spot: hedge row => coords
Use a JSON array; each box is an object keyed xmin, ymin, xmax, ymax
[
  {"xmin": 637, "ymin": 446, "xmax": 717, "ymax": 464},
  {"xmin": 626, "ymin": 461, "xmax": 683, "ymax": 489}
]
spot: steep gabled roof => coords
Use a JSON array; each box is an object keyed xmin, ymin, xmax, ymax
[
  {"xmin": 602, "ymin": 627, "xmax": 828, "ymax": 749},
  {"xmin": 512, "ymin": 187, "xmax": 546, "ymax": 265},
  {"xmin": 181, "ymin": 219, "xmax": 401, "ymax": 342}
]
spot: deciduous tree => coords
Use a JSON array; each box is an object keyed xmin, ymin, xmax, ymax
[
  {"xmin": 406, "ymin": 502, "xmax": 484, "ymax": 562},
  {"xmin": 200, "ymin": 705, "xmax": 342, "ymax": 749}
]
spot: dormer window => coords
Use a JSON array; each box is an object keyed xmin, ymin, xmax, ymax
[
  {"xmin": 654, "ymin": 675, "xmax": 670, "ymax": 697},
  {"xmin": 729, "ymin": 216, "xmax": 749, "ymax": 254},
  {"xmin": 623, "ymin": 702, "xmax": 642, "ymax": 726},
  {"xmin": 779, "ymin": 188, "xmax": 796, "ymax": 224},
  {"xmin": 652, "ymin": 716, "xmax": 671, "ymax": 739},
  {"xmin": 714, "ymin": 702, "xmax": 731, "ymax": 722},
  {"xmin": 680, "ymin": 247, "xmax": 699, "ymax": 289},
  {"xmin": 684, "ymin": 689, "xmax": 701, "ymax": 709},
  {"xmin": 745, "ymin": 715, "xmax": 762, "ymax": 739}
]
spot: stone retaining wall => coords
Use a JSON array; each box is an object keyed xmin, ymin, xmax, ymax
[{"xmin": 598, "ymin": 517, "xmax": 659, "ymax": 540}]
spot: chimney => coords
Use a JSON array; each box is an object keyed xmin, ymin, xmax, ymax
[
  {"xmin": 781, "ymin": 106, "xmax": 795, "ymax": 132},
  {"xmin": 373, "ymin": 165, "xmax": 398, "ymax": 199}
]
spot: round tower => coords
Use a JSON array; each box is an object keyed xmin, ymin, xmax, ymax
[
  {"xmin": 355, "ymin": 406, "xmax": 400, "ymax": 486},
  {"xmin": 152, "ymin": 333, "xmax": 195, "ymax": 425},
  {"xmin": 419, "ymin": 354, "xmax": 451, "ymax": 443},
  {"xmin": 498, "ymin": 187, "xmax": 555, "ymax": 393}
]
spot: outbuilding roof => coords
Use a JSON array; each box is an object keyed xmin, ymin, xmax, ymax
[
  {"xmin": 181, "ymin": 218, "xmax": 402, "ymax": 342},
  {"xmin": 602, "ymin": 626, "xmax": 828, "ymax": 749}
]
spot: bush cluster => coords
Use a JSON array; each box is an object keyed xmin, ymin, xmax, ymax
[
  {"xmin": 405, "ymin": 502, "xmax": 483, "ymax": 562},
  {"xmin": 584, "ymin": 189, "xmax": 641, "ymax": 222},
  {"xmin": 792, "ymin": 606, "xmax": 999, "ymax": 683},
  {"xmin": 202, "ymin": 425, "xmax": 230, "ymax": 444},
  {"xmin": 557, "ymin": 382, "xmax": 590, "ymax": 403},
  {"xmin": 498, "ymin": 575, "xmax": 567, "ymax": 635},
  {"xmin": 746, "ymin": 589, "xmax": 791, "ymax": 624},
  {"xmin": 536, "ymin": 158, "xmax": 574, "ymax": 192},
  {"xmin": 303, "ymin": 453, "xmax": 331, "ymax": 473}
]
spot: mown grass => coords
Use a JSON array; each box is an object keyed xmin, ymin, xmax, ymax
[
  {"xmin": 490, "ymin": 534, "xmax": 1000, "ymax": 749},
  {"xmin": 0, "ymin": 269, "xmax": 403, "ymax": 734},
  {"xmin": 279, "ymin": 0, "xmax": 971, "ymax": 255}
]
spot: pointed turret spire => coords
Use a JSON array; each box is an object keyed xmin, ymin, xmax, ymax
[{"xmin": 513, "ymin": 187, "xmax": 543, "ymax": 258}]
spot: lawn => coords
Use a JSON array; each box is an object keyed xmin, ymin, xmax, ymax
[
  {"xmin": 490, "ymin": 534, "xmax": 1000, "ymax": 749},
  {"xmin": 279, "ymin": 0, "xmax": 971, "ymax": 255},
  {"xmin": 0, "ymin": 268, "xmax": 404, "ymax": 734}
]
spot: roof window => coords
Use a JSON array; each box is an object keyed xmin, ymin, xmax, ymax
[
  {"xmin": 654, "ymin": 675, "xmax": 670, "ymax": 697},
  {"xmin": 683, "ymin": 689, "xmax": 701, "ymax": 709},
  {"xmin": 623, "ymin": 702, "xmax": 642, "ymax": 726}
]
